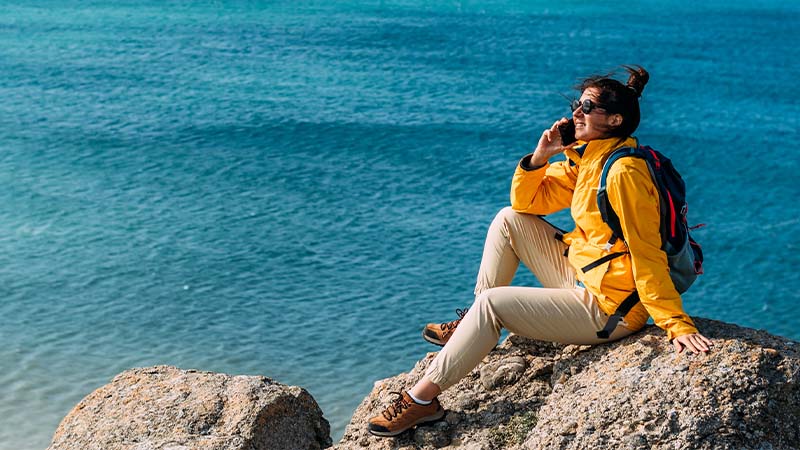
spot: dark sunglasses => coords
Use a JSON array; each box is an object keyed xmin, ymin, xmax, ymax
[{"xmin": 571, "ymin": 98, "xmax": 606, "ymax": 114}]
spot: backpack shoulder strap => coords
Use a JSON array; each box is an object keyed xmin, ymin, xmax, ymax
[
  {"xmin": 597, "ymin": 146, "xmax": 646, "ymax": 247},
  {"xmin": 595, "ymin": 144, "xmax": 652, "ymax": 339}
]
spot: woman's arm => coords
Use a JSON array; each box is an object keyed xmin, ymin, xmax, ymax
[
  {"xmin": 510, "ymin": 119, "xmax": 578, "ymax": 214},
  {"xmin": 606, "ymin": 159, "xmax": 711, "ymax": 353}
]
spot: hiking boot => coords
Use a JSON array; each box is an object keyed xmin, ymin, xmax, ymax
[
  {"xmin": 367, "ymin": 391, "xmax": 445, "ymax": 437},
  {"xmin": 422, "ymin": 308, "xmax": 469, "ymax": 346}
]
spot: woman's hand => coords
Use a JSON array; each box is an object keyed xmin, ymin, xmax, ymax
[
  {"xmin": 672, "ymin": 333, "xmax": 713, "ymax": 354},
  {"xmin": 530, "ymin": 118, "xmax": 572, "ymax": 167}
]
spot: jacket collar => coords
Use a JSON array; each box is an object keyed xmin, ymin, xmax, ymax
[{"xmin": 564, "ymin": 136, "xmax": 638, "ymax": 166}]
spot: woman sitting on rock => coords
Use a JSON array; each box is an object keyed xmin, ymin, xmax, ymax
[{"xmin": 367, "ymin": 65, "xmax": 713, "ymax": 437}]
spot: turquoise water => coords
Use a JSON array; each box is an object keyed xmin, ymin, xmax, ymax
[{"xmin": 1, "ymin": 1, "xmax": 798, "ymax": 448}]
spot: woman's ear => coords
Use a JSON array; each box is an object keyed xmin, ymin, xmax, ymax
[{"xmin": 608, "ymin": 114, "xmax": 623, "ymax": 127}]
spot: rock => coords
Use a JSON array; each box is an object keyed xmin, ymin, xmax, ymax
[
  {"xmin": 450, "ymin": 390, "xmax": 479, "ymax": 411},
  {"xmin": 444, "ymin": 411, "xmax": 462, "ymax": 426},
  {"xmin": 523, "ymin": 319, "xmax": 800, "ymax": 450},
  {"xmin": 46, "ymin": 319, "xmax": 800, "ymax": 450},
  {"xmin": 48, "ymin": 365, "xmax": 331, "ymax": 450},
  {"xmin": 479, "ymin": 356, "xmax": 526, "ymax": 390},
  {"xmin": 334, "ymin": 342, "xmax": 557, "ymax": 450},
  {"xmin": 413, "ymin": 421, "xmax": 451, "ymax": 448},
  {"xmin": 527, "ymin": 356, "xmax": 555, "ymax": 378},
  {"xmin": 336, "ymin": 319, "xmax": 800, "ymax": 450}
]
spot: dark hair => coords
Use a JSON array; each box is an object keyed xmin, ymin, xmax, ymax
[{"xmin": 576, "ymin": 65, "xmax": 650, "ymax": 137}]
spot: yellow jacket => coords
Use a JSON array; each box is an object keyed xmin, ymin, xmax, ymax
[{"xmin": 510, "ymin": 136, "xmax": 697, "ymax": 340}]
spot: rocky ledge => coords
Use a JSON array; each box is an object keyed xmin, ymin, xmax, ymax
[
  {"xmin": 49, "ymin": 319, "xmax": 799, "ymax": 450},
  {"xmin": 336, "ymin": 318, "xmax": 799, "ymax": 450}
]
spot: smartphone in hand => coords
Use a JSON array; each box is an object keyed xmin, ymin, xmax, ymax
[{"xmin": 558, "ymin": 119, "xmax": 576, "ymax": 146}]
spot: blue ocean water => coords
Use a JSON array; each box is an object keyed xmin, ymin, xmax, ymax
[{"xmin": 1, "ymin": 1, "xmax": 798, "ymax": 448}]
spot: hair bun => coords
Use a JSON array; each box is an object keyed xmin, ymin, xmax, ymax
[{"xmin": 622, "ymin": 65, "xmax": 649, "ymax": 97}]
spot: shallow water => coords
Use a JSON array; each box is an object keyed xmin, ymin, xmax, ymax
[{"xmin": 0, "ymin": 1, "xmax": 798, "ymax": 448}]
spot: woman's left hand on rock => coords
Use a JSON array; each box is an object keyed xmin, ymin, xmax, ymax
[{"xmin": 672, "ymin": 333, "xmax": 713, "ymax": 354}]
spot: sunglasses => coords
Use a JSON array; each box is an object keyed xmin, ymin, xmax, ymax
[{"xmin": 571, "ymin": 98, "xmax": 606, "ymax": 114}]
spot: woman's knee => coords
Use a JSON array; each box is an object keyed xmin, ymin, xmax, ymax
[
  {"xmin": 470, "ymin": 289, "xmax": 505, "ymax": 332},
  {"xmin": 488, "ymin": 206, "xmax": 519, "ymax": 237},
  {"xmin": 493, "ymin": 206, "xmax": 518, "ymax": 223},
  {"xmin": 492, "ymin": 206, "xmax": 551, "ymax": 239},
  {"xmin": 472, "ymin": 288, "xmax": 507, "ymax": 316}
]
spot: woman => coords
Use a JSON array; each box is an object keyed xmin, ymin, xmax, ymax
[{"xmin": 367, "ymin": 66, "xmax": 713, "ymax": 437}]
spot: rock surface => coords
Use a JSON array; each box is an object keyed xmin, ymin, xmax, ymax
[
  {"xmin": 47, "ymin": 320, "xmax": 800, "ymax": 450},
  {"xmin": 48, "ymin": 365, "xmax": 331, "ymax": 450},
  {"xmin": 335, "ymin": 319, "xmax": 800, "ymax": 450}
]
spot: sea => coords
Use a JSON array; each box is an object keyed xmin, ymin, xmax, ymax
[{"xmin": 1, "ymin": 1, "xmax": 798, "ymax": 448}]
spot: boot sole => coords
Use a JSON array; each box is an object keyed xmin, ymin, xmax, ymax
[
  {"xmin": 367, "ymin": 408, "xmax": 446, "ymax": 437},
  {"xmin": 421, "ymin": 330, "xmax": 447, "ymax": 347}
]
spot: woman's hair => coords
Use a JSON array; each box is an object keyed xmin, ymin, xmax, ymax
[{"xmin": 576, "ymin": 65, "xmax": 650, "ymax": 137}]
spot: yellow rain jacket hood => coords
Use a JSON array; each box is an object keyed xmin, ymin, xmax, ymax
[{"xmin": 510, "ymin": 136, "xmax": 698, "ymax": 340}]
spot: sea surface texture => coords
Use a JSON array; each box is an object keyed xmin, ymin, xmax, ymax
[{"xmin": 1, "ymin": 1, "xmax": 798, "ymax": 448}]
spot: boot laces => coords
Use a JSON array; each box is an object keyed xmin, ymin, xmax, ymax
[
  {"xmin": 440, "ymin": 308, "xmax": 469, "ymax": 332},
  {"xmin": 382, "ymin": 392, "xmax": 412, "ymax": 421}
]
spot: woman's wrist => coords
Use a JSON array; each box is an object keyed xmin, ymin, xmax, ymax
[
  {"xmin": 529, "ymin": 148, "xmax": 556, "ymax": 167},
  {"xmin": 520, "ymin": 153, "xmax": 546, "ymax": 171},
  {"xmin": 529, "ymin": 155, "xmax": 547, "ymax": 167}
]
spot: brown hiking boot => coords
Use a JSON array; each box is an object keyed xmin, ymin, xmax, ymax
[
  {"xmin": 367, "ymin": 391, "xmax": 445, "ymax": 437},
  {"xmin": 422, "ymin": 308, "xmax": 469, "ymax": 346}
]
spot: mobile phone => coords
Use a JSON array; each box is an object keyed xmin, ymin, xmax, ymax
[{"xmin": 558, "ymin": 119, "xmax": 576, "ymax": 146}]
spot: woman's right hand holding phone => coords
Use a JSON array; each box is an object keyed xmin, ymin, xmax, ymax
[{"xmin": 530, "ymin": 117, "xmax": 572, "ymax": 167}]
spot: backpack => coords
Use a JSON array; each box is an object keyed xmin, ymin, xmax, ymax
[{"xmin": 594, "ymin": 144, "xmax": 704, "ymax": 338}]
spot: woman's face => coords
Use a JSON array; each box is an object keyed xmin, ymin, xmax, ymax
[{"xmin": 572, "ymin": 87, "xmax": 622, "ymax": 141}]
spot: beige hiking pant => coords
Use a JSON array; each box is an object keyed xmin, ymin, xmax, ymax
[{"xmin": 425, "ymin": 207, "xmax": 635, "ymax": 391}]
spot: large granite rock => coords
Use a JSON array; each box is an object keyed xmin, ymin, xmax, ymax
[
  {"xmin": 335, "ymin": 319, "xmax": 800, "ymax": 450},
  {"xmin": 48, "ymin": 365, "xmax": 331, "ymax": 450}
]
